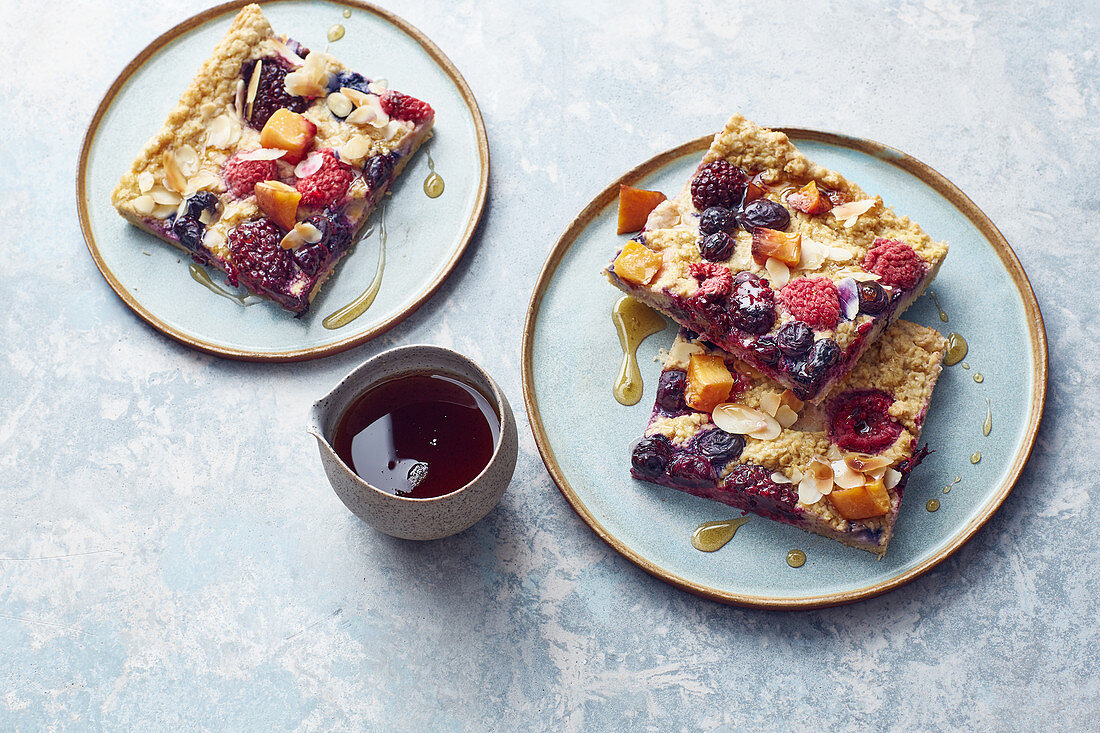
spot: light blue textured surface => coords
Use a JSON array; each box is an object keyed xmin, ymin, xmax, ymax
[{"xmin": 1, "ymin": 0, "xmax": 1096, "ymax": 729}]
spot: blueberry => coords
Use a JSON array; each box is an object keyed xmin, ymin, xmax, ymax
[
  {"xmin": 690, "ymin": 292, "xmax": 734, "ymax": 335},
  {"xmin": 185, "ymin": 191, "xmax": 218, "ymax": 219},
  {"xmin": 693, "ymin": 429, "xmax": 745, "ymax": 466},
  {"xmin": 786, "ymin": 339, "xmax": 839, "ymax": 396},
  {"xmin": 729, "ymin": 277, "xmax": 776, "ymax": 335},
  {"xmin": 656, "ymin": 370, "xmax": 687, "ymax": 412},
  {"xmin": 698, "ymin": 232, "xmax": 735, "ymax": 262},
  {"xmin": 328, "ymin": 71, "xmax": 371, "ymax": 94},
  {"xmin": 293, "ymin": 242, "xmax": 327, "ymax": 276},
  {"xmin": 172, "ymin": 215, "xmax": 205, "ymax": 252},
  {"xmin": 751, "ymin": 335, "xmax": 782, "ymax": 365},
  {"xmin": 699, "ymin": 206, "xmax": 738, "ymax": 235},
  {"xmin": 364, "ymin": 152, "xmax": 397, "ymax": 190},
  {"xmin": 668, "ymin": 454, "xmax": 715, "ymax": 487},
  {"xmin": 631, "ymin": 435, "xmax": 672, "ymax": 477},
  {"xmin": 858, "ymin": 281, "xmax": 889, "ymax": 314},
  {"xmin": 776, "ymin": 321, "xmax": 813, "ymax": 357},
  {"xmin": 808, "ymin": 338, "xmax": 840, "ymax": 369},
  {"xmin": 739, "ymin": 198, "xmax": 790, "ymax": 231}
]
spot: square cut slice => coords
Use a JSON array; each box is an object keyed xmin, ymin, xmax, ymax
[
  {"xmin": 605, "ymin": 114, "xmax": 948, "ymax": 401},
  {"xmin": 631, "ymin": 320, "xmax": 947, "ymax": 555},
  {"xmin": 111, "ymin": 3, "xmax": 435, "ymax": 315}
]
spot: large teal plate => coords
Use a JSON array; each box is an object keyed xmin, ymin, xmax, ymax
[
  {"xmin": 522, "ymin": 131, "xmax": 1047, "ymax": 609},
  {"xmin": 79, "ymin": 0, "xmax": 487, "ymax": 360}
]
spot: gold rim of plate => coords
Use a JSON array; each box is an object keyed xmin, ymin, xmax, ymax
[
  {"xmin": 77, "ymin": 0, "xmax": 490, "ymax": 362},
  {"xmin": 521, "ymin": 129, "xmax": 1048, "ymax": 610}
]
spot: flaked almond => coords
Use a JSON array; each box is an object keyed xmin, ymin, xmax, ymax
[
  {"xmin": 790, "ymin": 467, "xmax": 804, "ymax": 484},
  {"xmin": 131, "ymin": 194, "xmax": 155, "ymax": 215},
  {"xmin": 187, "ymin": 170, "xmax": 221, "ymax": 194},
  {"xmin": 379, "ymin": 119, "xmax": 406, "ymax": 141},
  {"xmin": 775, "ymin": 404, "xmax": 799, "ymax": 429},
  {"xmin": 831, "ymin": 198, "xmax": 876, "ymax": 227},
  {"xmin": 747, "ymin": 415, "xmax": 782, "ymax": 441},
  {"xmin": 797, "ymin": 458, "xmax": 834, "ymax": 504},
  {"xmin": 765, "ymin": 256, "xmax": 790, "ymax": 287},
  {"xmin": 234, "ymin": 79, "xmax": 245, "ymax": 118},
  {"xmin": 245, "ymin": 60, "xmax": 262, "ymax": 120},
  {"xmin": 797, "ymin": 237, "xmax": 827, "ymax": 270},
  {"xmin": 327, "ymin": 92, "xmax": 353, "ymax": 118},
  {"xmin": 845, "ymin": 454, "xmax": 892, "ymax": 473},
  {"xmin": 294, "ymin": 151, "xmax": 325, "ymax": 178},
  {"xmin": 198, "ymin": 208, "xmax": 218, "ymax": 226},
  {"xmin": 176, "ymin": 144, "xmax": 199, "ymax": 176},
  {"xmin": 296, "ymin": 221, "xmax": 323, "ymax": 243},
  {"xmin": 341, "ymin": 87, "xmax": 371, "ymax": 106},
  {"xmin": 758, "ymin": 392, "xmax": 782, "ymax": 418},
  {"xmin": 367, "ymin": 78, "xmax": 388, "ymax": 94},
  {"xmin": 883, "ymin": 468, "xmax": 903, "ymax": 489},
  {"xmin": 149, "ymin": 185, "xmax": 181, "ymax": 205},
  {"xmin": 137, "ymin": 171, "xmax": 155, "ymax": 193},
  {"xmin": 712, "ymin": 403, "xmax": 770, "ymax": 436},
  {"xmin": 338, "ymin": 136, "xmax": 372, "ymax": 165},
  {"xmin": 205, "ymin": 114, "xmax": 241, "ymax": 149},
  {"xmin": 284, "ymin": 51, "xmax": 330, "ymax": 98},
  {"xmin": 826, "ymin": 246, "xmax": 853, "ymax": 262},
  {"xmin": 845, "ymin": 270, "xmax": 883, "ymax": 282},
  {"xmin": 162, "ymin": 150, "xmax": 187, "ymax": 193},
  {"xmin": 771, "ymin": 472, "xmax": 792, "ymax": 485},
  {"xmin": 830, "ymin": 459, "xmax": 865, "ymax": 489},
  {"xmin": 238, "ymin": 148, "xmax": 287, "ymax": 161},
  {"xmin": 203, "ymin": 228, "xmax": 225, "ymax": 250},
  {"xmin": 152, "ymin": 203, "xmax": 177, "ymax": 219},
  {"xmin": 279, "ymin": 228, "xmax": 305, "ymax": 250},
  {"xmin": 779, "ymin": 390, "xmax": 804, "ymax": 412},
  {"xmin": 271, "ymin": 38, "xmax": 305, "ymax": 68},
  {"xmin": 346, "ymin": 105, "xmax": 377, "ymax": 126}
]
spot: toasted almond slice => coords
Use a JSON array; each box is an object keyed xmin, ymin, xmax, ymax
[
  {"xmin": 798, "ymin": 473, "xmax": 830, "ymax": 505},
  {"xmin": 162, "ymin": 150, "xmax": 187, "ymax": 193},
  {"xmin": 883, "ymin": 468, "xmax": 903, "ymax": 489},
  {"xmin": 234, "ymin": 79, "xmax": 245, "ymax": 118},
  {"xmin": 747, "ymin": 417, "xmax": 782, "ymax": 441},
  {"xmin": 176, "ymin": 144, "xmax": 199, "ymax": 176},
  {"xmin": 831, "ymin": 198, "xmax": 876, "ymax": 222},
  {"xmin": 845, "ymin": 454, "xmax": 892, "ymax": 473},
  {"xmin": 294, "ymin": 151, "xmax": 325, "ymax": 178},
  {"xmin": 339, "ymin": 136, "xmax": 372, "ymax": 165},
  {"xmin": 198, "ymin": 208, "xmax": 218, "ymax": 226},
  {"xmin": 367, "ymin": 79, "xmax": 388, "ymax": 94},
  {"xmin": 846, "ymin": 270, "xmax": 883, "ymax": 282},
  {"xmin": 826, "ymin": 444, "xmax": 845, "ymax": 461},
  {"xmin": 771, "ymin": 472, "xmax": 791, "ymax": 485},
  {"xmin": 806, "ymin": 457, "xmax": 834, "ymax": 483},
  {"xmin": 149, "ymin": 186, "xmax": 181, "ymax": 205},
  {"xmin": 379, "ymin": 119, "xmax": 405, "ymax": 140},
  {"xmin": 758, "ymin": 392, "xmax": 782, "ymax": 418},
  {"xmin": 137, "ymin": 171, "xmax": 155, "ymax": 193},
  {"xmin": 245, "ymin": 60, "xmax": 262, "ymax": 119},
  {"xmin": 271, "ymin": 38, "xmax": 305, "ymax": 68},
  {"xmin": 296, "ymin": 221, "xmax": 323, "ymax": 244},
  {"xmin": 327, "ymin": 92, "xmax": 354, "ymax": 118},
  {"xmin": 765, "ymin": 256, "xmax": 790, "ymax": 287},
  {"xmin": 867, "ymin": 467, "xmax": 888, "ymax": 481},
  {"xmin": 346, "ymin": 105, "xmax": 377, "ymax": 125},
  {"xmin": 341, "ymin": 87, "xmax": 371, "ymax": 107},
  {"xmin": 779, "ymin": 390, "xmax": 804, "ymax": 412},
  {"xmin": 203, "ymin": 229, "xmax": 225, "ymax": 251},
  {"xmin": 830, "ymin": 460, "xmax": 865, "ymax": 489},
  {"xmin": 187, "ymin": 170, "xmax": 221, "ymax": 193},
  {"xmin": 206, "ymin": 115, "xmax": 231, "ymax": 149},
  {"xmin": 152, "ymin": 203, "xmax": 177, "ymax": 219},
  {"xmin": 279, "ymin": 228, "xmax": 305, "ymax": 250},
  {"xmin": 797, "ymin": 237, "xmax": 827, "ymax": 270},
  {"xmin": 131, "ymin": 194, "xmax": 155, "ymax": 215},
  {"xmin": 827, "ymin": 246, "xmax": 853, "ymax": 262},
  {"xmin": 238, "ymin": 148, "xmax": 287, "ymax": 162},
  {"xmin": 712, "ymin": 403, "xmax": 769, "ymax": 435},
  {"xmin": 790, "ymin": 467, "xmax": 804, "ymax": 484},
  {"xmin": 775, "ymin": 404, "xmax": 799, "ymax": 428}
]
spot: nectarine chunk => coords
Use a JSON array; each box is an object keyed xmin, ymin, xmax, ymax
[
  {"xmin": 617, "ymin": 185, "xmax": 667, "ymax": 234},
  {"xmin": 787, "ymin": 180, "xmax": 831, "ymax": 215},
  {"xmin": 751, "ymin": 227, "xmax": 801, "ymax": 266},
  {"xmin": 259, "ymin": 109, "xmax": 317, "ymax": 164},
  {"xmin": 612, "ymin": 240, "xmax": 663, "ymax": 286},
  {"xmin": 685, "ymin": 354, "xmax": 735, "ymax": 413},
  {"xmin": 254, "ymin": 180, "xmax": 301, "ymax": 230},
  {"xmin": 828, "ymin": 477, "xmax": 891, "ymax": 520}
]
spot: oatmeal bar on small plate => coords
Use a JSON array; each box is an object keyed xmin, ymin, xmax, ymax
[
  {"xmin": 111, "ymin": 3, "xmax": 434, "ymax": 314},
  {"xmin": 631, "ymin": 320, "xmax": 947, "ymax": 555},
  {"xmin": 605, "ymin": 114, "xmax": 948, "ymax": 401}
]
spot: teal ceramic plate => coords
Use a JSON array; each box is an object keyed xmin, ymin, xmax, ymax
[
  {"xmin": 522, "ymin": 131, "xmax": 1046, "ymax": 609},
  {"xmin": 79, "ymin": 0, "xmax": 487, "ymax": 361}
]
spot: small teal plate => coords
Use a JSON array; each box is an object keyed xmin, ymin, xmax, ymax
[
  {"xmin": 79, "ymin": 0, "xmax": 488, "ymax": 360},
  {"xmin": 523, "ymin": 131, "xmax": 1046, "ymax": 609}
]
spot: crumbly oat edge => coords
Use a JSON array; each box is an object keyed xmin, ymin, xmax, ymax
[{"xmin": 110, "ymin": 4, "xmax": 272, "ymax": 217}]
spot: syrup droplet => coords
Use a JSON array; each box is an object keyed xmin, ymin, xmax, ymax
[
  {"xmin": 973, "ymin": 373, "xmax": 984, "ymax": 383},
  {"xmin": 328, "ymin": 24, "xmax": 345, "ymax": 42},
  {"xmin": 962, "ymin": 362, "xmax": 970, "ymax": 370},
  {"xmin": 983, "ymin": 398, "xmax": 992, "ymax": 436},
  {"xmin": 943, "ymin": 332, "xmax": 968, "ymax": 366},
  {"xmin": 691, "ymin": 517, "xmax": 751, "ymax": 552},
  {"xmin": 611, "ymin": 296, "xmax": 666, "ymax": 405},
  {"xmin": 423, "ymin": 150, "xmax": 444, "ymax": 198},
  {"xmin": 928, "ymin": 291, "xmax": 948, "ymax": 322},
  {"xmin": 786, "ymin": 549, "xmax": 806, "ymax": 568},
  {"xmin": 943, "ymin": 475, "xmax": 961, "ymax": 494},
  {"xmin": 188, "ymin": 263, "xmax": 257, "ymax": 306},
  {"xmin": 970, "ymin": 452, "xmax": 982, "ymax": 464},
  {"xmin": 926, "ymin": 499, "xmax": 940, "ymax": 512},
  {"xmin": 322, "ymin": 212, "xmax": 385, "ymax": 330},
  {"xmin": 343, "ymin": 8, "xmax": 351, "ymax": 17}
]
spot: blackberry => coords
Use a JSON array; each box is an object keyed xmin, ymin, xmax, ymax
[
  {"xmin": 242, "ymin": 56, "xmax": 309, "ymax": 129},
  {"xmin": 699, "ymin": 232, "xmax": 736, "ymax": 262},
  {"xmin": 691, "ymin": 160, "xmax": 747, "ymax": 211},
  {"xmin": 699, "ymin": 206, "xmax": 738, "ymax": 235},
  {"xmin": 292, "ymin": 243, "xmax": 326, "ymax": 276},
  {"xmin": 668, "ymin": 454, "xmax": 715, "ymax": 487},
  {"xmin": 729, "ymin": 277, "xmax": 776, "ymax": 335},
  {"xmin": 227, "ymin": 218, "xmax": 294, "ymax": 292},
  {"xmin": 776, "ymin": 321, "xmax": 813, "ymax": 357}
]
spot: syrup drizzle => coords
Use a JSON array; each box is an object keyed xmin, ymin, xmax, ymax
[
  {"xmin": 944, "ymin": 332, "xmax": 968, "ymax": 366},
  {"xmin": 691, "ymin": 517, "xmax": 750, "ymax": 552},
  {"xmin": 322, "ymin": 212, "xmax": 385, "ymax": 330},
  {"xmin": 943, "ymin": 475, "xmax": 961, "ymax": 494},
  {"xmin": 423, "ymin": 149, "xmax": 444, "ymax": 198},
  {"xmin": 983, "ymin": 398, "xmax": 992, "ymax": 436},
  {"xmin": 928, "ymin": 291, "xmax": 949, "ymax": 322},
  {"xmin": 611, "ymin": 296, "xmax": 666, "ymax": 406},
  {"xmin": 188, "ymin": 263, "xmax": 258, "ymax": 306}
]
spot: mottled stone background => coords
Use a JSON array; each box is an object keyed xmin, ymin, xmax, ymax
[{"xmin": 1, "ymin": 0, "xmax": 1096, "ymax": 729}]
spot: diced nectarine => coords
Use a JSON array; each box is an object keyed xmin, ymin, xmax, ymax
[
  {"xmin": 751, "ymin": 227, "xmax": 802, "ymax": 266},
  {"xmin": 254, "ymin": 180, "xmax": 301, "ymax": 230},
  {"xmin": 685, "ymin": 354, "xmax": 735, "ymax": 413},
  {"xmin": 259, "ymin": 109, "xmax": 317, "ymax": 164},
  {"xmin": 612, "ymin": 240, "xmax": 663, "ymax": 285},
  {"xmin": 742, "ymin": 181, "xmax": 766, "ymax": 204},
  {"xmin": 828, "ymin": 477, "xmax": 892, "ymax": 520},
  {"xmin": 617, "ymin": 185, "xmax": 667, "ymax": 234},
  {"xmin": 787, "ymin": 180, "xmax": 832, "ymax": 215}
]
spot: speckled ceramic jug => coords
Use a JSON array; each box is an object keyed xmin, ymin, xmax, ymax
[{"xmin": 308, "ymin": 345, "xmax": 518, "ymax": 540}]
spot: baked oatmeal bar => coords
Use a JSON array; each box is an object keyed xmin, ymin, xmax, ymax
[
  {"xmin": 111, "ymin": 4, "xmax": 434, "ymax": 314},
  {"xmin": 606, "ymin": 115, "xmax": 947, "ymax": 401},
  {"xmin": 630, "ymin": 320, "xmax": 947, "ymax": 555}
]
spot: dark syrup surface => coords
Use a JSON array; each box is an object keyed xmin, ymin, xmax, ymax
[{"xmin": 333, "ymin": 372, "xmax": 500, "ymax": 498}]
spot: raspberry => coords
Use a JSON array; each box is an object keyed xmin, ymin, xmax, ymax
[
  {"xmin": 689, "ymin": 262, "xmax": 733, "ymax": 298},
  {"xmin": 223, "ymin": 154, "xmax": 278, "ymax": 198},
  {"xmin": 227, "ymin": 218, "xmax": 294, "ymax": 293},
  {"xmin": 828, "ymin": 389, "xmax": 903, "ymax": 454},
  {"xmin": 295, "ymin": 150, "xmax": 353, "ymax": 208},
  {"xmin": 862, "ymin": 238, "xmax": 926, "ymax": 289},
  {"xmin": 380, "ymin": 91, "xmax": 433, "ymax": 123},
  {"xmin": 690, "ymin": 160, "xmax": 747, "ymax": 211},
  {"xmin": 243, "ymin": 56, "xmax": 309, "ymax": 129},
  {"xmin": 779, "ymin": 277, "xmax": 841, "ymax": 330}
]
